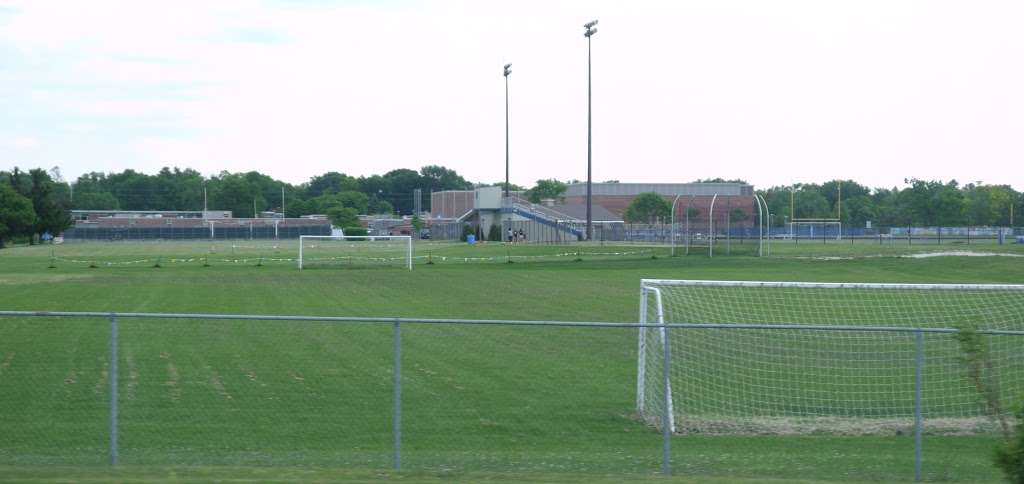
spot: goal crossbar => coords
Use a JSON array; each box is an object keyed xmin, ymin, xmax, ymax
[
  {"xmin": 641, "ymin": 279, "xmax": 1024, "ymax": 291},
  {"xmin": 298, "ymin": 235, "xmax": 413, "ymax": 270}
]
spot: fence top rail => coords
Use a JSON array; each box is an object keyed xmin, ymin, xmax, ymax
[
  {"xmin": 641, "ymin": 279, "xmax": 1024, "ymax": 291},
  {"xmin": 1, "ymin": 310, "xmax": 1023, "ymax": 335}
]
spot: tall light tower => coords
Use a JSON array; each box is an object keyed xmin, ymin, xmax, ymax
[
  {"xmin": 504, "ymin": 63, "xmax": 512, "ymax": 244},
  {"xmin": 584, "ymin": 20, "xmax": 598, "ymax": 240},
  {"xmin": 504, "ymin": 63, "xmax": 511, "ymax": 200}
]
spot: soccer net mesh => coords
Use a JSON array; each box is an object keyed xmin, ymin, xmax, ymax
[
  {"xmin": 637, "ymin": 280, "xmax": 1024, "ymax": 435},
  {"xmin": 298, "ymin": 236, "xmax": 412, "ymax": 270}
]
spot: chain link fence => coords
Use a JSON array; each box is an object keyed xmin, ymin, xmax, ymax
[{"xmin": 1, "ymin": 310, "xmax": 1020, "ymax": 480}]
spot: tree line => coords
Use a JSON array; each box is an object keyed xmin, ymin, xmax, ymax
[
  {"xmin": 64, "ymin": 165, "xmax": 477, "ymax": 218},
  {"xmin": 0, "ymin": 165, "xmax": 478, "ymax": 246},
  {"xmin": 762, "ymin": 179, "xmax": 1021, "ymax": 228},
  {"xmin": 1, "ymin": 164, "xmax": 1021, "ymax": 247}
]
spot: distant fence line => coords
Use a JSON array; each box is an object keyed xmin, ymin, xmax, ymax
[
  {"xmin": 63, "ymin": 224, "xmax": 331, "ymax": 241},
  {"xmin": 425, "ymin": 222, "xmax": 1024, "ymax": 244}
]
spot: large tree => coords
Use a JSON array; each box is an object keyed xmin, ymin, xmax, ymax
[
  {"xmin": 526, "ymin": 179, "xmax": 568, "ymax": 203},
  {"xmin": 306, "ymin": 172, "xmax": 359, "ymax": 198},
  {"xmin": 0, "ymin": 182, "xmax": 35, "ymax": 248},
  {"xmin": 624, "ymin": 192, "xmax": 671, "ymax": 224},
  {"xmin": 326, "ymin": 206, "xmax": 360, "ymax": 228},
  {"xmin": 27, "ymin": 169, "xmax": 72, "ymax": 241},
  {"xmin": 209, "ymin": 172, "xmax": 264, "ymax": 218}
]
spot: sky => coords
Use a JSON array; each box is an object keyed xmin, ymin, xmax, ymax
[{"xmin": 1, "ymin": 0, "xmax": 1022, "ymax": 190}]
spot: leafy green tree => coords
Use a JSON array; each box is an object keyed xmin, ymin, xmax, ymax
[
  {"xmin": 152, "ymin": 167, "xmax": 204, "ymax": 210},
  {"xmin": 898, "ymin": 179, "xmax": 965, "ymax": 226},
  {"xmin": 820, "ymin": 180, "xmax": 870, "ymax": 214},
  {"xmin": 209, "ymin": 173, "xmax": 264, "ymax": 218},
  {"xmin": 694, "ymin": 178, "xmax": 749, "ymax": 184},
  {"xmin": 72, "ymin": 191, "xmax": 119, "ymax": 210},
  {"xmin": 6, "ymin": 168, "xmax": 31, "ymax": 195},
  {"xmin": 105, "ymin": 169, "xmax": 156, "ymax": 210},
  {"xmin": 841, "ymin": 195, "xmax": 876, "ymax": 227},
  {"xmin": 420, "ymin": 165, "xmax": 473, "ymax": 191},
  {"xmin": 526, "ymin": 179, "xmax": 568, "ymax": 203},
  {"xmin": 382, "ymin": 168, "xmax": 422, "ymax": 215},
  {"xmin": 964, "ymin": 184, "xmax": 1014, "ymax": 226},
  {"xmin": 306, "ymin": 172, "xmax": 359, "ymax": 198},
  {"xmin": 1014, "ymin": 192, "xmax": 1023, "ymax": 228},
  {"xmin": 71, "ymin": 172, "xmax": 117, "ymax": 209},
  {"xmin": 27, "ymin": 169, "xmax": 72, "ymax": 241},
  {"xmin": 478, "ymin": 181, "xmax": 526, "ymax": 191},
  {"xmin": 335, "ymin": 191, "xmax": 370, "ymax": 214},
  {"xmin": 411, "ymin": 214, "xmax": 423, "ymax": 232},
  {"xmin": 368, "ymin": 197, "xmax": 393, "ymax": 215},
  {"xmin": 624, "ymin": 192, "xmax": 671, "ymax": 224},
  {"xmin": 791, "ymin": 186, "xmax": 831, "ymax": 219},
  {"xmin": 327, "ymin": 206, "xmax": 360, "ymax": 228},
  {"xmin": 0, "ymin": 182, "xmax": 35, "ymax": 248}
]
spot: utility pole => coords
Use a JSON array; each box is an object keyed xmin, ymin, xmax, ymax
[{"xmin": 584, "ymin": 20, "xmax": 598, "ymax": 241}]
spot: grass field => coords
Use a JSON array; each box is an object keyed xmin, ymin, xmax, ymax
[{"xmin": 1, "ymin": 240, "xmax": 1023, "ymax": 482}]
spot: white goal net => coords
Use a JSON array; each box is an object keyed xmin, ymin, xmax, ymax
[
  {"xmin": 637, "ymin": 279, "xmax": 1024, "ymax": 435},
  {"xmin": 298, "ymin": 235, "xmax": 413, "ymax": 270}
]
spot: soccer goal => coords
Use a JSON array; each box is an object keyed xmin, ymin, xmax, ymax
[
  {"xmin": 298, "ymin": 235, "xmax": 413, "ymax": 270},
  {"xmin": 637, "ymin": 279, "xmax": 1024, "ymax": 436}
]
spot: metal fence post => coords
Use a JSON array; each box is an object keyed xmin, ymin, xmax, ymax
[
  {"xmin": 914, "ymin": 330, "xmax": 924, "ymax": 482},
  {"xmin": 661, "ymin": 320, "xmax": 672, "ymax": 475},
  {"xmin": 393, "ymin": 319, "xmax": 402, "ymax": 471},
  {"xmin": 109, "ymin": 314, "xmax": 119, "ymax": 466}
]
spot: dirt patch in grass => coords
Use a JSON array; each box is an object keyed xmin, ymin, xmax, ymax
[{"xmin": 675, "ymin": 416, "xmax": 999, "ymax": 436}]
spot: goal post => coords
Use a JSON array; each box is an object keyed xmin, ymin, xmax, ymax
[
  {"xmin": 790, "ymin": 219, "xmax": 842, "ymax": 240},
  {"xmin": 637, "ymin": 279, "xmax": 1024, "ymax": 436},
  {"xmin": 298, "ymin": 235, "xmax": 413, "ymax": 270}
]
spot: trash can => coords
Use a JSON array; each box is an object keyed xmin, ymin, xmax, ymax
[{"xmin": 467, "ymin": 234, "xmax": 476, "ymax": 245}]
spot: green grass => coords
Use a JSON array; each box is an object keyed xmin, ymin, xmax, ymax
[{"xmin": 1, "ymin": 241, "xmax": 1022, "ymax": 482}]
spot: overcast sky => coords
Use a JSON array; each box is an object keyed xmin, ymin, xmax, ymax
[{"xmin": 1, "ymin": 0, "xmax": 1021, "ymax": 190}]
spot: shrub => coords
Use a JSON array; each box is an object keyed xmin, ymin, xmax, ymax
[
  {"xmin": 995, "ymin": 406, "xmax": 1024, "ymax": 484},
  {"xmin": 461, "ymin": 224, "xmax": 473, "ymax": 242},
  {"xmin": 344, "ymin": 227, "xmax": 368, "ymax": 238},
  {"xmin": 488, "ymin": 223, "xmax": 503, "ymax": 242}
]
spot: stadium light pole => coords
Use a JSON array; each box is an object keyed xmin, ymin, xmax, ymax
[
  {"xmin": 504, "ymin": 63, "xmax": 512, "ymax": 244},
  {"xmin": 504, "ymin": 63, "xmax": 511, "ymax": 201},
  {"xmin": 584, "ymin": 20, "xmax": 598, "ymax": 241}
]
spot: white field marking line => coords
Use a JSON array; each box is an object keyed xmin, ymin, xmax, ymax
[
  {"xmin": 161, "ymin": 352, "xmax": 181, "ymax": 402},
  {"xmin": 207, "ymin": 367, "xmax": 234, "ymax": 401},
  {"xmin": 93, "ymin": 356, "xmax": 109, "ymax": 395},
  {"xmin": 784, "ymin": 250, "xmax": 1024, "ymax": 261},
  {"xmin": 126, "ymin": 352, "xmax": 138, "ymax": 401},
  {"xmin": 0, "ymin": 352, "xmax": 14, "ymax": 377},
  {"xmin": 902, "ymin": 250, "xmax": 1024, "ymax": 259}
]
